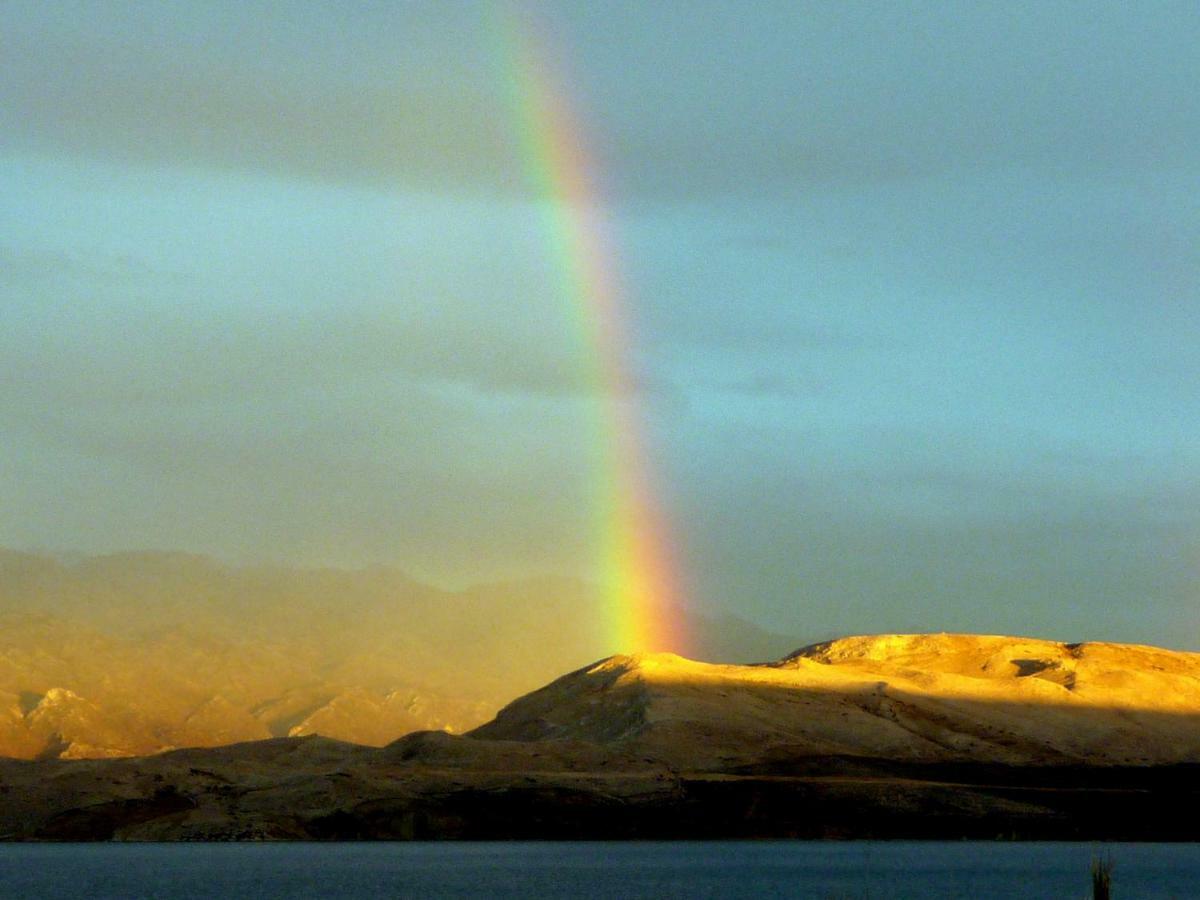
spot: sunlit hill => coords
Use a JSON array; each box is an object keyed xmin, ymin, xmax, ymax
[{"xmin": 4, "ymin": 630, "xmax": 1200, "ymax": 839}]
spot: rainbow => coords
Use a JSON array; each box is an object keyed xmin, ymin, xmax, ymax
[{"xmin": 492, "ymin": 8, "xmax": 691, "ymax": 656}]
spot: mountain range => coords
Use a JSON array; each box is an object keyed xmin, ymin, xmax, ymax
[
  {"xmin": 0, "ymin": 549, "xmax": 794, "ymax": 758},
  {"xmin": 4, "ymin": 632, "xmax": 1200, "ymax": 840}
]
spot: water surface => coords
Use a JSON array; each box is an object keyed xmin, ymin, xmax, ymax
[{"xmin": 0, "ymin": 841, "xmax": 1195, "ymax": 898}]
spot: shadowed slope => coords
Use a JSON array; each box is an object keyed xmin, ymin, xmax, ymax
[{"xmin": 5, "ymin": 633, "xmax": 1200, "ymax": 840}]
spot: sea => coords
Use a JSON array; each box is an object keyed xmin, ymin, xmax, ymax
[{"xmin": 0, "ymin": 841, "xmax": 1196, "ymax": 898}]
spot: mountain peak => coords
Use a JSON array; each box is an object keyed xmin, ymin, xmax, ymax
[{"xmin": 469, "ymin": 633, "xmax": 1200, "ymax": 768}]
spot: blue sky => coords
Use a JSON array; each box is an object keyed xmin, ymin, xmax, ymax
[{"xmin": 3, "ymin": 1, "xmax": 1199, "ymax": 647}]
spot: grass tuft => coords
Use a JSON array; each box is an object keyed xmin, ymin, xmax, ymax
[{"xmin": 1091, "ymin": 854, "xmax": 1113, "ymax": 900}]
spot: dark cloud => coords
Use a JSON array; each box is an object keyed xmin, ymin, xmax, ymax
[
  {"xmin": 6, "ymin": 3, "xmax": 1197, "ymax": 199},
  {"xmin": 677, "ymin": 447, "xmax": 1200, "ymax": 648},
  {"xmin": 0, "ymin": 5, "xmax": 515, "ymax": 191},
  {"xmin": 588, "ymin": 1, "xmax": 1200, "ymax": 197}
]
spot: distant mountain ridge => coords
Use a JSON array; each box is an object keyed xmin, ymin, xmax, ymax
[{"xmin": 0, "ymin": 548, "xmax": 797, "ymax": 759}]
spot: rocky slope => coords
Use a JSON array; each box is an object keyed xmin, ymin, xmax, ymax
[{"xmin": 4, "ymin": 633, "xmax": 1200, "ymax": 840}]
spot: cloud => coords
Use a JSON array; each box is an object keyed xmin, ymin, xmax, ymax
[
  {"xmin": 7, "ymin": 3, "xmax": 1198, "ymax": 202},
  {"xmin": 676, "ymin": 437, "xmax": 1200, "ymax": 646},
  {"xmin": 0, "ymin": 227, "xmax": 661, "ymax": 413},
  {"xmin": 0, "ymin": 5, "xmax": 516, "ymax": 192},
  {"xmin": 1, "ymin": 290, "xmax": 604, "ymax": 584},
  {"xmin": 0, "ymin": 214, "xmax": 652, "ymax": 582},
  {"xmin": 5, "ymin": 0, "xmax": 1200, "ymax": 647}
]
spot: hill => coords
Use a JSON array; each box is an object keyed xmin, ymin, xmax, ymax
[
  {"xmin": 4, "ymin": 633, "xmax": 1200, "ymax": 840},
  {"xmin": 474, "ymin": 633, "xmax": 1200, "ymax": 767}
]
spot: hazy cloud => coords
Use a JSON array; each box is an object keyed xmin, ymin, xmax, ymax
[
  {"xmin": 6, "ymin": 3, "xmax": 1197, "ymax": 199},
  {"xmin": 4, "ymin": 1, "xmax": 1200, "ymax": 648},
  {"xmin": 1, "ymin": 3, "xmax": 516, "ymax": 191}
]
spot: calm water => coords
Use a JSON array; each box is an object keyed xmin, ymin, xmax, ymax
[{"xmin": 0, "ymin": 841, "xmax": 1196, "ymax": 898}]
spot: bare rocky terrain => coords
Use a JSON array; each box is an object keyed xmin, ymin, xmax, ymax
[{"xmin": 4, "ymin": 633, "xmax": 1200, "ymax": 840}]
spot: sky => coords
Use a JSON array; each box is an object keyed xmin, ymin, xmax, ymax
[{"xmin": 3, "ymin": 0, "xmax": 1199, "ymax": 648}]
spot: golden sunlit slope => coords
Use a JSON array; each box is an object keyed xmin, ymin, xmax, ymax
[
  {"xmin": 471, "ymin": 633, "xmax": 1200, "ymax": 768},
  {"xmin": 0, "ymin": 550, "xmax": 793, "ymax": 759},
  {"xmin": 7, "ymin": 633, "xmax": 1200, "ymax": 840}
]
